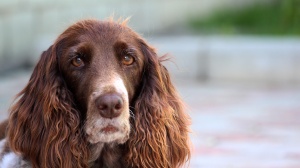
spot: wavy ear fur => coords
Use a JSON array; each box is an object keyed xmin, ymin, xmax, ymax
[
  {"xmin": 7, "ymin": 45, "xmax": 89, "ymax": 168},
  {"xmin": 124, "ymin": 41, "xmax": 191, "ymax": 168}
]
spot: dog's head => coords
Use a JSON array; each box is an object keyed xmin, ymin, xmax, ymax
[{"xmin": 56, "ymin": 20, "xmax": 147, "ymax": 145}]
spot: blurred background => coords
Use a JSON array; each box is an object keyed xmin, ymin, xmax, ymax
[{"xmin": 0, "ymin": 0, "xmax": 300, "ymax": 167}]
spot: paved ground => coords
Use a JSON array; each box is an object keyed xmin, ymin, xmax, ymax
[
  {"xmin": 176, "ymin": 80, "xmax": 300, "ymax": 168},
  {"xmin": 1, "ymin": 70, "xmax": 300, "ymax": 168}
]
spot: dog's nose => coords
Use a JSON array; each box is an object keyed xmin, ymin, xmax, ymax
[{"xmin": 95, "ymin": 94, "xmax": 123, "ymax": 119}]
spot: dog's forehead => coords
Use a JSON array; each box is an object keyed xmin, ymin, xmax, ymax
[
  {"xmin": 60, "ymin": 25, "xmax": 138, "ymax": 58},
  {"xmin": 75, "ymin": 21, "xmax": 137, "ymax": 43}
]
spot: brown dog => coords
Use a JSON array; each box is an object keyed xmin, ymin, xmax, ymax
[{"xmin": 0, "ymin": 19, "xmax": 190, "ymax": 168}]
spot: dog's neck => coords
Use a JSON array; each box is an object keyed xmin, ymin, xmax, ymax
[{"xmin": 89, "ymin": 143, "xmax": 122, "ymax": 168}]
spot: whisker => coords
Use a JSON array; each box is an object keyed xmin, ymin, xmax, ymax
[{"xmin": 129, "ymin": 109, "xmax": 135, "ymax": 119}]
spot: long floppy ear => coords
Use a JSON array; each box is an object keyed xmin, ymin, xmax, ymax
[
  {"xmin": 125, "ymin": 41, "xmax": 191, "ymax": 168},
  {"xmin": 7, "ymin": 45, "xmax": 88, "ymax": 168}
]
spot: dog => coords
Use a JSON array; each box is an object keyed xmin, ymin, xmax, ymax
[{"xmin": 0, "ymin": 19, "xmax": 190, "ymax": 168}]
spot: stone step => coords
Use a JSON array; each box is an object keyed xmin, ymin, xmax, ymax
[{"xmin": 150, "ymin": 36, "xmax": 300, "ymax": 85}]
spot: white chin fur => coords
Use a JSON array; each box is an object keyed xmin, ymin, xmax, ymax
[{"xmin": 88, "ymin": 127, "xmax": 130, "ymax": 144}]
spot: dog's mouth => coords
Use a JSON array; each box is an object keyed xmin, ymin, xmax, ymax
[
  {"xmin": 101, "ymin": 125, "xmax": 118, "ymax": 133},
  {"xmin": 85, "ymin": 120, "xmax": 130, "ymax": 144}
]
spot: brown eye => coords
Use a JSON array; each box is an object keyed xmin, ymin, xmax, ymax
[
  {"xmin": 122, "ymin": 55, "xmax": 135, "ymax": 65},
  {"xmin": 72, "ymin": 56, "xmax": 84, "ymax": 67}
]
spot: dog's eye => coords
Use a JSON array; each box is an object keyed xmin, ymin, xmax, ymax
[
  {"xmin": 72, "ymin": 56, "xmax": 84, "ymax": 67},
  {"xmin": 122, "ymin": 55, "xmax": 135, "ymax": 66}
]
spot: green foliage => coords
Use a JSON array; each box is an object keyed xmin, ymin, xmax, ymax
[{"xmin": 188, "ymin": 0, "xmax": 300, "ymax": 35}]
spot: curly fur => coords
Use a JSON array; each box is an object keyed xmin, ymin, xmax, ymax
[
  {"xmin": 1, "ymin": 19, "xmax": 190, "ymax": 168},
  {"xmin": 124, "ymin": 42, "xmax": 191, "ymax": 167}
]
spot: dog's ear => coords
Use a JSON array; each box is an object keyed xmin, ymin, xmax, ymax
[
  {"xmin": 7, "ymin": 44, "xmax": 88, "ymax": 168},
  {"xmin": 124, "ymin": 40, "xmax": 191, "ymax": 168}
]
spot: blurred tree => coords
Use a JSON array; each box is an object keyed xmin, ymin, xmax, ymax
[{"xmin": 188, "ymin": 0, "xmax": 300, "ymax": 35}]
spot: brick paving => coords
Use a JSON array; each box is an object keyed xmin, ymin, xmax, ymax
[{"xmin": 1, "ymin": 71, "xmax": 300, "ymax": 168}]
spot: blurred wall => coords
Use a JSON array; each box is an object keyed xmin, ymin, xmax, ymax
[
  {"xmin": 0, "ymin": 0, "xmax": 264, "ymax": 70},
  {"xmin": 1, "ymin": 0, "xmax": 299, "ymax": 86},
  {"xmin": 152, "ymin": 36, "xmax": 300, "ymax": 85}
]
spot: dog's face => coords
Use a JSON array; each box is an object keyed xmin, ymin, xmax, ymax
[{"xmin": 58, "ymin": 21, "xmax": 145, "ymax": 144}]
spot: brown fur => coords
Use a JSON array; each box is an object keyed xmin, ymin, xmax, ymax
[
  {"xmin": 0, "ymin": 120, "xmax": 8, "ymax": 140},
  {"xmin": 5, "ymin": 19, "xmax": 190, "ymax": 167}
]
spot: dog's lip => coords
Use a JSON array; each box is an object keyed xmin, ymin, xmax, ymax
[{"xmin": 101, "ymin": 125, "xmax": 118, "ymax": 133}]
